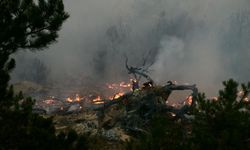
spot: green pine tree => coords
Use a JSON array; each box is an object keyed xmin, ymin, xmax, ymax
[
  {"xmin": 0, "ymin": 1, "xmax": 88, "ymax": 149},
  {"xmin": 126, "ymin": 79, "xmax": 250, "ymax": 150},
  {"xmin": 189, "ymin": 79, "xmax": 250, "ymax": 150}
]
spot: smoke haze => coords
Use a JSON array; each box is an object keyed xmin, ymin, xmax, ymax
[{"xmin": 12, "ymin": 0, "xmax": 250, "ymax": 96}]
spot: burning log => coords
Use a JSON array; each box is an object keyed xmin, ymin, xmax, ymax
[
  {"xmin": 163, "ymin": 83, "xmax": 198, "ymax": 107},
  {"xmin": 94, "ymin": 83, "xmax": 198, "ymax": 119},
  {"xmin": 92, "ymin": 82, "xmax": 198, "ymax": 133}
]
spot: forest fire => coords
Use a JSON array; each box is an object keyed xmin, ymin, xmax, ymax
[
  {"xmin": 92, "ymin": 96, "xmax": 104, "ymax": 104},
  {"xmin": 106, "ymin": 81, "xmax": 131, "ymax": 90},
  {"xmin": 91, "ymin": 92, "xmax": 125, "ymax": 104},
  {"xmin": 109, "ymin": 92, "xmax": 125, "ymax": 100},
  {"xmin": 66, "ymin": 94, "xmax": 84, "ymax": 103},
  {"xmin": 61, "ymin": 81, "xmax": 131, "ymax": 105},
  {"xmin": 185, "ymin": 96, "xmax": 193, "ymax": 105},
  {"xmin": 92, "ymin": 96, "xmax": 101, "ymax": 102},
  {"xmin": 86, "ymin": 81, "xmax": 130, "ymax": 104}
]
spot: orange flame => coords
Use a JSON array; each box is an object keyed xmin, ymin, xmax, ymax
[
  {"xmin": 93, "ymin": 101, "xmax": 104, "ymax": 104},
  {"xmin": 106, "ymin": 81, "xmax": 131, "ymax": 90},
  {"xmin": 92, "ymin": 96, "xmax": 104, "ymax": 104},
  {"xmin": 66, "ymin": 97, "xmax": 73, "ymax": 103},
  {"xmin": 185, "ymin": 96, "xmax": 193, "ymax": 105},
  {"xmin": 66, "ymin": 94, "xmax": 84, "ymax": 103},
  {"xmin": 119, "ymin": 82, "xmax": 131, "ymax": 88},
  {"xmin": 109, "ymin": 92, "xmax": 124, "ymax": 100},
  {"xmin": 92, "ymin": 96, "xmax": 101, "ymax": 102}
]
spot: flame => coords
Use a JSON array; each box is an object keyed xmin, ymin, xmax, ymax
[
  {"xmin": 44, "ymin": 80, "xmax": 132, "ymax": 106},
  {"xmin": 92, "ymin": 96, "xmax": 101, "ymax": 102},
  {"xmin": 106, "ymin": 81, "xmax": 131, "ymax": 90},
  {"xmin": 238, "ymin": 90, "xmax": 244, "ymax": 97},
  {"xmin": 44, "ymin": 99, "xmax": 55, "ymax": 104},
  {"xmin": 243, "ymin": 97, "xmax": 249, "ymax": 102},
  {"xmin": 66, "ymin": 94, "xmax": 84, "ymax": 103},
  {"xmin": 92, "ymin": 96, "xmax": 105, "ymax": 104},
  {"xmin": 119, "ymin": 82, "xmax": 131, "ymax": 88},
  {"xmin": 170, "ymin": 112, "xmax": 176, "ymax": 117},
  {"xmin": 211, "ymin": 96, "xmax": 218, "ymax": 101},
  {"xmin": 109, "ymin": 92, "xmax": 125, "ymax": 100},
  {"xmin": 66, "ymin": 97, "xmax": 73, "ymax": 102},
  {"xmin": 105, "ymin": 80, "xmax": 131, "ymax": 100},
  {"xmin": 93, "ymin": 101, "xmax": 104, "ymax": 104},
  {"xmin": 115, "ymin": 92, "xmax": 124, "ymax": 99},
  {"xmin": 185, "ymin": 96, "xmax": 193, "ymax": 105},
  {"xmin": 91, "ymin": 92, "xmax": 125, "ymax": 105}
]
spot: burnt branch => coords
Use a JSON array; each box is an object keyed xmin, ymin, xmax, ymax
[
  {"xmin": 95, "ymin": 83, "xmax": 198, "ymax": 120},
  {"xmin": 124, "ymin": 55, "xmax": 154, "ymax": 83}
]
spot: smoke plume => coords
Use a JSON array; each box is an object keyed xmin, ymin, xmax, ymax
[{"xmin": 13, "ymin": 0, "xmax": 250, "ymax": 96}]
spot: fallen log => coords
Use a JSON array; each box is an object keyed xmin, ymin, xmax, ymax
[{"xmin": 94, "ymin": 83, "xmax": 198, "ymax": 120}]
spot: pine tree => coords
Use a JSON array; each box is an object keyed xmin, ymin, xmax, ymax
[
  {"xmin": 126, "ymin": 79, "xmax": 250, "ymax": 150},
  {"xmin": 0, "ymin": 1, "xmax": 88, "ymax": 149},
  {"xmin": 189, "ymin": 79, "xmax": 250, "ymax": 149},
  {"xmin": 0, "ymin": 0, "xmax": 69, "ymax": 105}
]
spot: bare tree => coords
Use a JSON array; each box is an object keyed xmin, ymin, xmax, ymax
[{"xmin": 125, "ymin": 51, "xmax": 154, "ymax": 84}]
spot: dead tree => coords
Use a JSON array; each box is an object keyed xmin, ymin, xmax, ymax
[
  {"xmin": 125, "ymin": 53, "xmax": 154, "ymax": 84},
  {"xmin": 92, "ymin": 83, "xmax": 197, "ymax": 134},
  {"xmin": 94, "ymin": 83, "xmax": 198, "ymax": 120}
]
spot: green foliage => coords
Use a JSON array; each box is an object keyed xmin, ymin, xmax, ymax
[
  {"xmin": 0, "ymin": 1, "xmax": 88, "ymax": 149},
  {"xmin": 127, "ymin": 79, "xmax": 250, "ymax": 150},
  {"xmin": 0, "ymin": 0, "xmax": 69, "ymax": 105},
  {"xmin": 126, "ymin": 114, "xmax": 187, "ymax": 150},
  {"xmin": 189, "ymin": 79, "xmax": 250, "ymax": 149},
  {"xmin": 0, "ymin": 0, "xmax": 69, "ymax": 52},
  {"xmin": 0, "ymin": 103, "xmax": 89, "ymax": 149},
  {"xmin": 1, "ymin": 2, "xmax": 250, "ymax": 149}
]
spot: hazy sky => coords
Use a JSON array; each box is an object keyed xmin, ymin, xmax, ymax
[{"xmin": 13, "ymin": 0, "xmax": 250, "ymax": 96}]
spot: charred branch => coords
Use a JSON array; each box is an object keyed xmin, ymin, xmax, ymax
[
  {"xmin": 95, "ymin": 83, "xmax": 198, "ymax": 121},
  {"xmin": 125, "ymin": 55, "xmax": 154, "ymax": 83}
]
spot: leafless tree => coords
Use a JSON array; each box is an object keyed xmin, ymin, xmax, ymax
[{"xmin": 125, "ymin": 51, "xmax": 154, "ymax": 83}]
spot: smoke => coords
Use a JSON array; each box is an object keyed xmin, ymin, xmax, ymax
[
  {"xmin": 12, "ymin": 0, "xmax": 250, "ymax": 96},
  {"xmin": 149, "ymin": 0, "xmax": 250, "ymax": 95}
]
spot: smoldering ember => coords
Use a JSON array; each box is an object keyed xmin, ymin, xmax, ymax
[{"xmin": 1, "ymin": 0, "xmax": 250, "ymax": 150}]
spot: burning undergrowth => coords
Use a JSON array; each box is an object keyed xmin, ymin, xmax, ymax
[
  {"xmin": 49, "ymin": 81, "xmax": 198, "ymax": 144},
  {"xmin": 12, "ymin": 55, "xmax": 202, "ymax": 143},
  {"xmin": 27, "ymin": 79, "xmax": 133, "ymax": 115}
]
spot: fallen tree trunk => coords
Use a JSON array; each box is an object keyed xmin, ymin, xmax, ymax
[{"xmin": 94, "ymin": 83, "xmax": 198, "ymax": 120}]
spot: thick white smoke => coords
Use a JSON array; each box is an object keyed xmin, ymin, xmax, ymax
[{"xmin": 13, "ymin": 0, "xmax": 250, "ymax": 96}]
